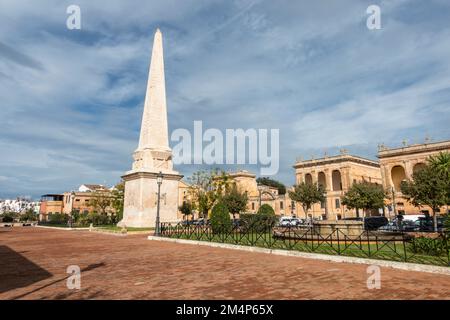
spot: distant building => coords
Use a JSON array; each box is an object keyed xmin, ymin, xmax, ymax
[
  {"xmin": 228, "ymin": 170, "xmax": 288, "ymax": 216},
  {"xmin": 293, "ymin": 153, "xmax": 382, "ymax": 220},
  {"xmin": 39, "ymin": 184, "xmax": 116, "ymax": 221},
  {"xmin": 39, "ymin": 194, "xmax": 64, "ymax": 220},
  {"xmin": 78, "ymin": 184, "xmax": 109, "ymax": 192},
  {"xmin": 0, "ymin": 198, "xmax": 40, "ymax": 214},
  {"xmin": 378, "ymin": 139, "xmax": 450, "ymax": 218}
]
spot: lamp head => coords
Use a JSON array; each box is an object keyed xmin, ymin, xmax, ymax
[{"xmin": 157, "ymin": 171, "xmax": 163, "ymax": 184}]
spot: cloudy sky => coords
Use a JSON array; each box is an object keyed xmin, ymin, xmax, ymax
[{"xmin": 1, "ymin": 0, "xmax": 450, "ymax": 199}]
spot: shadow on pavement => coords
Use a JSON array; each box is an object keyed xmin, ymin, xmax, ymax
[
  {"xmin": 0, "ymin": 245, "xmax": 53, "ymax": 294},
  {"xmin": 10, "ymin": 262, "xmax": 106, "ymax": 300}
]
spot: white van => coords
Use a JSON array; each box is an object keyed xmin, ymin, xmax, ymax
[{"xmin": 400, "ymin": 214, "xmax": 425, "ymax": 222}]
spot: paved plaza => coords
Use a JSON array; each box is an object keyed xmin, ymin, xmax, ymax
[{"xmin": 0, "ymin": 227, "xmax": 449, "ymax": 300}]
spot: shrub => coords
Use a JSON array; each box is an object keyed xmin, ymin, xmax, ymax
[
  {"xmin": 240, "ymin": 208, "xmax": 278, "ymax": 233},
  {"xmin": 87, "ymin": 212, "xmax": 110, "ymax": 226},
  {"xmin": 20, "ymin": 210, "xmax": 38, "ymax": 222},
  {"xmin": 257, "ymin": 204, "xmax": 275, "ymax": 216},
  {"xmin": 444, "ymin": 215, "xmax": 450, "ymax": 234},
  {"xmin": 210, "ymin": 202, "xmax": 232, "ymax": 234},
  {"xmin": 1, "ymin": 214, "xmax": 15, "ymax": 223},
  {"xmin": 409, "ymin": 237, "xmax": 449, "ymax": 256},
  {"xmin": 47, "ymin": 213, "xmax": 68, "ymax": 225}
]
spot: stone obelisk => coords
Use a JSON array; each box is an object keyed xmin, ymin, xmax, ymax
[{"xmin": 118, "ymin": 29, "xmax": 182, "ymax": 228}]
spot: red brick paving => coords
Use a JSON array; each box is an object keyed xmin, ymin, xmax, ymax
[{"xmin": 0, "ymin": 227, "xmax": 449, "ymax": 300}]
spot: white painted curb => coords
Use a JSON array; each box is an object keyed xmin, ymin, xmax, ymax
[
  {"xmin": 35, "ymin": 225, "xmax": 90, "ymax": 231},
  {"xmin": 148, "ymin": 236, "xmax": 450, "ymax": 276}
]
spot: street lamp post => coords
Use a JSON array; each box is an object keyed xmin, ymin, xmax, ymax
[
  {"xmin": 391, "ymin": 186, "xmax": 397, "ymax": 221},
  {"xmin": 155, "ymin": 171, "xmax": 163, "ymax": 236}
]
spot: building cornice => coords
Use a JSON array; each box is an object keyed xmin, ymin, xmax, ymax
[
  {"xmin": 377, "ymin": 140, "xmax": 450, "ymax": 159},
  {"xmin": 293, "ymin": 155, "xmax": 379, "ymax": 169}
]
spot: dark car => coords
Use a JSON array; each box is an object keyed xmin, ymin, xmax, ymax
[
  {"xmin": 415, "ymin": 217, "xmax": 445, "ymax": 232},
  {"xmin": 364, "ymin": 216, "xmax": 388, "ymax": 230},
  {"xmin": 343, "ymin": 216, "xmax": 388, "ymax": 230}
]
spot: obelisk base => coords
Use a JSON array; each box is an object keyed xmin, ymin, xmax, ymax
[{"xmin": 117, "ymin": 170, "xmax": 183, "ymax": 228}]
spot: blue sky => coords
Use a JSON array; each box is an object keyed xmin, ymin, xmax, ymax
[{"xmin": 1, "ymin": 0, "xmax": 450, "ymax": 199}]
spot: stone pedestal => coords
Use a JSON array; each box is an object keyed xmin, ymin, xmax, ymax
[
  {"xmin": 313, "ymin": 220, "xmax": 364, "ymax": 237},
  {"xmin": 118, "ymin": 170, "xmax": 182, "ymax": 228}
]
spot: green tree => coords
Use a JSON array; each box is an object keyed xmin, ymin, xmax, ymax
[
  {"xmin": 401, "ymin": 165, "xmax": 448, "ymax": 232},
  {"xmin": 222, "ymin": 185, "xmax": 248, "ymax": 220},
  {"xmin": 213, "ymin": 170, "xmax": 234, "ymax": 198},
  {"xmin": 257, "ymin": 204, "xmax": 275, "ymax": 215},
  {"xmin": 428, "ymin": 151, "xmax": 450, "ymax": 202},
  {"xmin": 89, "ymin": 191, "xmax": 112, "ymax": 216},
  {"xmin": 179, "ymin": 201, "xmax": 193, "ymax": 222},
  {"xmin": 1, "ymin": 212, "xmax": 16, "ymax": 223},
  {"xmin": 288, "ymin": 182, "xmax": 326, "ymax": 219},
  {"xmin": 429, "ymin": 151, "xmax": 450, "ymax": 179},
  {"xmin": 210, "ymin": 202, "xmax": 232, "ymax": 234},
  {"xmin": 187, "ymin": 169, "xmax": 230, "ymax": 220},
  {"xmin": 19, "ymin": 209, "xmax": 38, "ymax": 222},
  {"xmin": 256, "ymin": 177, "xmax": 286, "ymax": 195},
  {"xmin": 341, "ymin": 182, "xmax": 386, "ymax": 218},
  {"xmin": 111, "ymin": 182, "xmax": 125, "ymax": 223}
]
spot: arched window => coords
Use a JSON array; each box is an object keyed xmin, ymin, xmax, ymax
[
  {"xmin": 305, "ymin": 173, "xmax": 313, "ymax": 185},
  {"xmin": 318, "ymin": 172, "xmax": 326, "ymax": 189},
  {"xmin": 391, "ymin": 165, "xmax": 406, "ymax": 192},
  {"xmin": 332, "ymin": 170, "xmax": 342, "ymax": 191}
]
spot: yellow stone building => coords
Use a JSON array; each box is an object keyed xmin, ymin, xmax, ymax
[
  {"xmin": 378, "ymin": 139, "xmax": 450, "ymax": 218},
  {"xmin": 293, "ymin": 153, "xmax": 382, "ymax": 220},
  {"xmin": 175, "ymin": 139, "xmax": 449, "ymax": 223}
]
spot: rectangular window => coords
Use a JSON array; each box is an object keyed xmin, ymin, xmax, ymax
[
  {"xmin": 280, "ymin": 201, "xmax": 284, "ymax": 210},
  {"xmin": 335, "ymin": 199, "xmax": 340, "ymax": 209},
  {"xmin": 320, "ymin": 201, "xmax": 325, "ymax": 209}
]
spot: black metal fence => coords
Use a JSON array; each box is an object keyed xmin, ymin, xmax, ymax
[{"xmin": 160, "ymin": 222, "xmax": 450, "ymax": 267}]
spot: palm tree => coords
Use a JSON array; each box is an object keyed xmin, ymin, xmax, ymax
[
  {"xmin": 428, "ymin": 151, "xmax": 450, "ymax": 220},
  {"xmin": 429, "ymin": 152, "xmax": 450, "ymax": 178}
]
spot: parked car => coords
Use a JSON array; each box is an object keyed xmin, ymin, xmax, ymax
[
  {"xmin": 343, "ymin": 216, "xmax": 388, "ymax": 230},
  {"xmin": 279, "ymin": 216, "xmax": 301, "ymax": 227},
  {"xmin": 364, "ymin": 216, "xmax": 388, "ymax": 230},
  {"xmin": 181, "ymin": 220, "xmax": 193, "ymax": 226},
  {"xmin": 191, "ymin": 219, "xmax": 206, "ymax": 225},
  {"xmin": 378, "ymin": 221, "xmax": 399, "ymax": 232},
  {"xmin": 414, "ymin": 217, "xmax": 444, "ymax": 232}
]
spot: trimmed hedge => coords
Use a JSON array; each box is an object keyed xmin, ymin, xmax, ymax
[
  {"xmin": 257, "ymin": 204, "xmax": 275, "ymax": 216},
  {"xmin": 240, "ymin": 209, "xmax": 278, "ymax": 233},
  {"xmin": 210, "ymin": 202, "xmax": 232, "ymax": 234}
]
